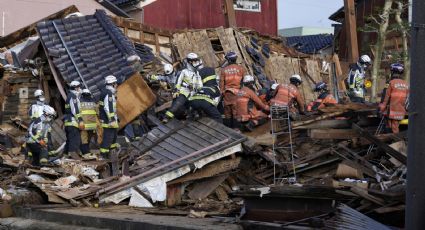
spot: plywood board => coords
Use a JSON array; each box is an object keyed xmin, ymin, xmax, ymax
[
  {"xmin": 173, "ymin": 30, "xmax": 218, "ymax": 68},
  {"xmin": 188, "ymin": 174, "xmax": 228, "ymax": 200},
  {"xmin": 117, "ymin": 73, "xmax": 156, "ymax": 129},
  {"xmin": 216, "ymin": 27, "xmax": 242, "ymax": 64}
]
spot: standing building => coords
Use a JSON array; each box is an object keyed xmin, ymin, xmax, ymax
[{"xmin": 110, "ymin": 0, "xmax": 278, "ymax": 36}]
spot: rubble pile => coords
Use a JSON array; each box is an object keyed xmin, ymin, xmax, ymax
[{"xmin": 0, "ymin": 8, "xmax": 407, "ymax": 229}]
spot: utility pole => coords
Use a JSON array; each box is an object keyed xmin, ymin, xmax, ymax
[
  {"xmin": 344, "ymin": 0, "xmax": 359, "ymax": 63},
  {"xmin": 224, "ymin": 0, "xmax": 237, "ymax": 28},
  {"xmin": 406, "ymin": 0, "xmax": 425, "ymax": 229}
]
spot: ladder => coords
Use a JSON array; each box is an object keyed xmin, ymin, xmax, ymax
[
  {"xmin": 366, "ymin": 116, "xmax": 386, "ymax": 155},
  {"xmin": 270, "ymin": 105, "xmax": 296, "ymax": 184}
]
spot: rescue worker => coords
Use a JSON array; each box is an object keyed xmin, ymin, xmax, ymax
[
  {"xmin": 189, "ymin": 64, "xmax": 222, "ymax": 122},
  {"xmin": 148, "ymin": 63, "xmax": 179, "ymax": 89},
  {"xmin": 270, "ymin": 74, "xmax": 305, "ymax": 115},
  {"xmin": 99, "ymin": 75, "xmax": 119, "ymax": 159},
  {"xmin": 64, "ymin": 81, "xmax": 84, "ymax": 159},
  {"xmin": 235, "ymin": 75, "xmax": 270, "ymax": 131},
  {"xmin": 379, "ymin": 63, "xmax": 409, "ymax": 134},
  {"xmin": 29, "ymin": 89, "xmax": 46, "ymax": 120},
  {"xmin": 220, "ymin": 51, "xmax": 246, "ymax": 128},
  {"xmin": 26, "ymin": 105, "xmax": 56, "ymax": 166},
  {"xmin": 347, "ymin": 55, "xmax": 372, "ymax": 103},
  {"xmin": 163, "ymin": 53, "xmax": 203, "ymax": 122},
  {"xmin": 79, "ymin": 89, "xmax": 98, "ymax": 156},
  {"xmin": 307, "ymin": 82, "xmax": 337, "ymax": 112}
]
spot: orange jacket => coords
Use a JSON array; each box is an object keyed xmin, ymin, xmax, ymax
[
  {"xmin": 270, "ymin": 84, "xmax": 305, "ymax": 112},
  {"xmin": 220, "ymin": 64, "xmax": 245, "ymax": 91},
  {"xmin": 380, "ymin": 78, "xmax": 409, "ymax": 120},
  {"xmin": 235, "ymin": 87, "xmax": 270, "ymax": 122},
  {"xmin": 307, "ymin": 93, "xmax": 337, "ymax": 112}
]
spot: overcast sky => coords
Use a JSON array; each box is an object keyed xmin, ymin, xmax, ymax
[{"xmin": 278, "ymin": 0, "xmax": 343, "ymax": 29}]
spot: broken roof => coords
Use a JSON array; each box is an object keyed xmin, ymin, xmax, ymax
[
  {"xmin": 97, "ymin": 118, "xmax": 246, "ymax": 199},
  {"xmin": 286, "ymin": 34, "xmax": 333, "ymax": 54},
  {"xmin": 36, "ymin": 10, "xmax": 137, "ymax": 99}
]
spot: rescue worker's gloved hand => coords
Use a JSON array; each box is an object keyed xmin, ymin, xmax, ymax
[
  {"xmin": 39, "ymin": 139, "xmax": 47, "ymax": 147},
  {"xmin": 110, "ymin": 121, "xmax": 118, "ymax": 127},
  {"xmin": 378, "ymin": 103, "xmax": 386, "ymax": 113},
  {"xmin": 79, "ymin": 121, "xmax": 85, "ymax": 130}
]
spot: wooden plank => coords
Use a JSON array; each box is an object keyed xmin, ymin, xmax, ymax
[
  {"xmin": 188, "ymin": 175, "xmax": 228, "ymax": 200},
  {"xmin": 166, "ymin": 183, "xmax": 182, "ymax": 207},
  {"xmin": 169, "ymin": 157, "xmax": 241, "ymax": 185},
  {"xmin": 216, "ymin": 28, "xmax": 242, "ymax": 63},
  {"xmin": 294, "ymin": 120, "xmax": 350, "ymax": 130},
  {"xmin": 117, "ymin": 73, "xmax": 156, "ymax": 129},
  {"xmin": 352, "ymin": 123, "xmax": 407, "ymax": 164},
  {"xmin": 224, "ymin": 0, "xmax": 237, "ymax": 27},
  {"xmin": 344, "ymin": 0, "xmax": 359, "ymax": 63},
  {"xmin": 309, "ymin": 129, "xmax": 361, "ymax": 139}
]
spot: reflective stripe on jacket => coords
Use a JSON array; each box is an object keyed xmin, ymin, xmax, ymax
[
  {"xmin": 64, "ymin": 91, "xmax": 81, "ymax": 127},
  {"xmin": 80, "ymin": 98, "xmax": 98, "ymax": 130}
]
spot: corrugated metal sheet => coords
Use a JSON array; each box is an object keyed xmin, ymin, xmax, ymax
[{"xmin": 142, "ymin": 0, "xmax": 277, "ymax": 36}]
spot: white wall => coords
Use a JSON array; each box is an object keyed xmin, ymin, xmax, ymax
[{"xmin": 0, "ymin": 0, "xmax": 116, "ymax": 36}]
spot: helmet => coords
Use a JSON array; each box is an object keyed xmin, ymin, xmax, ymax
[
  {"xmin": 127, "ymin": 55, "xmax": 141, "ymax": 63},
  {"xmin": 314, "ymin": 82, "xmax": 327, "ymax": 92},
  {"xmin": 225, "ymin": 51, "xmax": 238, "ymax": 63},
  {"xmin": 186, "ymin": 52, "xmax": 202, "ymax": 68},
  {"xmin": 289, "ymin": 74, "xmax": 302, "ymax": 85},
  {"xmin": 34, "ymin": 89, "xmax": 44, "ymax": 97},
  {"xmin": 243, "ymin": 75, "xmax": 255, "ymax": 83},
  {"xmin": 105, "ymin": 75, "xmax": 117, "ymax": 84},
  {"xmin": 359, "ymin": 55, "xmax": 372, "ymax": 66},
  {"xmin": 43, "ymin": 105, "xmax": 56, "ymax": 118},
  {"xmin": 390, "ymin": 63, "xmax": 404, "ymax": 74},
  {"xmin": 271, "ymin": 83, "xmax": 279, "ymax": 90},
  {"xmin": 69, "ymin": 81, "xmax": 81, "ymax": 88},
  {"xmin": 82, "ymin": 89, "xmax": 91, "ymax": 95},
  {"xmin": 163, "ymin": 64, "xmax": 174, "ymax": 75},
  {"xmin": 186, "ymin": 52, "xmax": 199, "ymax": 61}
]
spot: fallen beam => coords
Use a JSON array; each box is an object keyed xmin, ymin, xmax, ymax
[
  {"xmin": 352, "ymin": 123, "xmax": 406, "ymax": 164},
  {"xmin": 308, "ymin": 129, "xmax": 360, "ymax": 139}
]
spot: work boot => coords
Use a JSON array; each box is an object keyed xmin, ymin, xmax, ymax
[
  {"xmin": 69, "ymin": 152, "xmax": 82, "ymax": 160},
  {"xmin": 40, "ymin": 158, "xmax": 50, "ymax": 166}
]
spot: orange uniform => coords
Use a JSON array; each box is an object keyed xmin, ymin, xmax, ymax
[
  {"xmin": 220, "ymin": 64, "xmax": 246, "ymax": 120},
  {"xmin": 235, "ymin": 87, "xmax": 270, "ymax": 122},
  {"xmin": 379, "ymin": 78, "xmax": 409, "ymax": 133},
  {"xmin": 307, "ymin": 93, "xmax": 337, "ymax": 112},
  {"xmin": 270, "ymin": 84, "xmax": 305, "ymax": 112}
]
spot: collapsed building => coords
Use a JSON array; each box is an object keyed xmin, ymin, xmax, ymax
[{"xmin": 0, "ymin": 6, "xmax": 407, "ymax": 229}]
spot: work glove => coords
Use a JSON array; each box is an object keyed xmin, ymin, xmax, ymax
[
  {"xmin": 109, "ymin": 121, "xmax": 118, "ymax": 128},
  {"xmin": 172, "ymin": 92, "xmax": 179, "ymax": 98},
  {"xmin": 378, "ymin": 103, "xmax": 386, "ymax": 113},
  {"xmin": 79, "ymin": 121, "xmax": 85, "ymax": 130},
  {"xmin": 39, "ymin": 139, "xmax": 47, "ymax": 147}
]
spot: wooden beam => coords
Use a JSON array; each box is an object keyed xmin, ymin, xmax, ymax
[
  {"xmin": 344, "ymin": 0, "xmax": 359, "ymax": 63},
  {"xmin": 309, "ymin": 129, "xmax": 361, "ymax": 139},
  {"xmin": 352, "ymin": 123, "xmax": 407, "ymax": 164},
  {"xmin": 224, "ymin": 0, "xmax": 237, "ymax": 28}
]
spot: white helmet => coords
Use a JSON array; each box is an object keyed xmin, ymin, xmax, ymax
[
  {"xmin": 105, "ymin": 75, "xmax": 117, "ymax": 84},
  {"xmin": 127, "ymin": 54, "xmax": 141, "ymax": 63},
  {"xmin": 43, "ymin": 105, "xmax": 56, "ymax": 118},
  {"xmin": 82, "ymin": 89, "xmax": 91, "ymax": 95},
  {"xmin": 34, "ymin": 89, "xmax": 44, "ymax": 97},
  {"xmin": 186, "ymin": 52, "xmax": 199, "ymax": 60},
  {"xmin": 243, "ymin": 75, "xmax": 255, "ymax": 83},
  {"xmin": 289, "ymin": 74, "xmax": 302, "ymax": 85},
  {"xmin": 163, "ymin": 64, "xmax": 174, "ymax": 75},
  {"xmin": 69, "ymin": 81, "xmax": 81, "ymax": 88},
  {"xmin": 359, "ymin": 55, "xmax": 372, "ymax": 65},
  {"xmin": 271, "ymin": 83, "xmax": 279, "ymax": 90}
]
